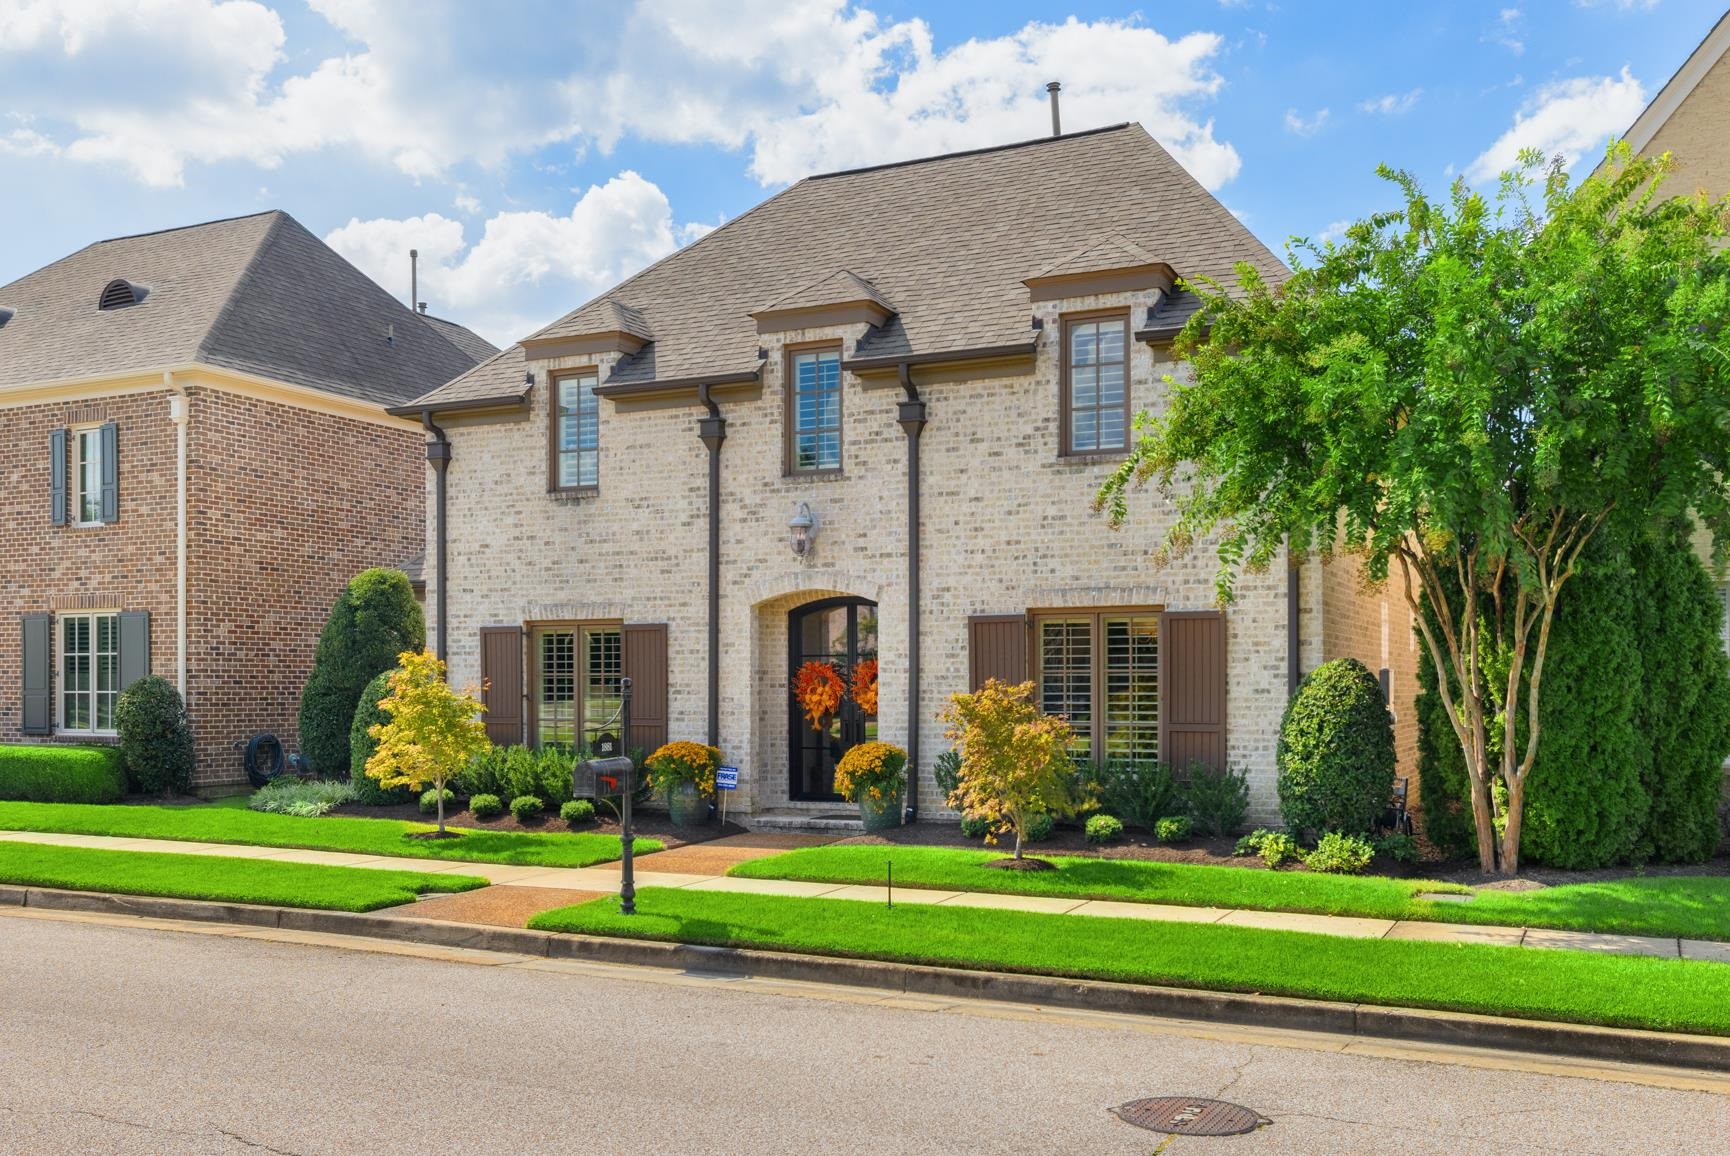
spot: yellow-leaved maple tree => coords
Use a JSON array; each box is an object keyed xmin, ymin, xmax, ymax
[
  {"xmin": 366, "ymin": 649, "xmax": 490, "ymax": 835},
  {"xmin": 940, "ymin": 678, "xmax": 1077, "ymax": 860}
]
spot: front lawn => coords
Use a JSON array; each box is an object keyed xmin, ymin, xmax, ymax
[
  {"xmin": 529, "ymin": 888, "xmax": 1730, "ymax": 1036},
  {"xmin": 729, "ymin": 845, "xmax": 1730, "ymax": 941},
  {"xmin": 0, "ymin": 841, "xmax": 486, "ymax": 912},
  {"xmin": 0, "ymin": 801, "xmax": 661, "ymax": 868}
]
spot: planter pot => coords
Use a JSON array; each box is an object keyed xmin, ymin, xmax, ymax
[
  {"xmin": 666, "ymin": 780, "xmax": 707, "ymax": 828},
  {"xmin": 858, "ymin": 787, "xmax": 903, "ymax": 832}
]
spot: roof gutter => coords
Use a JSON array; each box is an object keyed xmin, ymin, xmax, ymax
[
  {"xmin": 385, "ymin": 392, "xmax": 530, "ymax": 419},
  {"xmin": 841, "ymin": 340, "xmax": 1038, "ymax": 375},
  {"xmin": 594, "ymin": 369, "xmax": 760, "ymax": 402}
]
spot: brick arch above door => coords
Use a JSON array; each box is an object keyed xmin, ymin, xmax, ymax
[{"xmin": 745, "ymin": 571, "xmax": 884, "ymax": 610}]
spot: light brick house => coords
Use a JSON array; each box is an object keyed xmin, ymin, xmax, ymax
[
  {"xmin": 0, "ymin": 211, "xmax": 492, "ymax": 788},
  {"xmin": 401, "ymin": 124, "xmax": 1411, "ymax": 825}
]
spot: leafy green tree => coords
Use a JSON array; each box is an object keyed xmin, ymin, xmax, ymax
[
  {"xmin": 297, "ymin": 568, "xmax": 424, "ymax": 777},
  {"xmin": 1100, "ymin": 147, "xmax": 1730, "ymax": 874}
]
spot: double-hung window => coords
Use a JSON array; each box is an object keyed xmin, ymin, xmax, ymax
[
  {"xmin": 1062, "ymin": 313, "xmax": 1130, "ymax": 455},
  {"xmin": 74, "ymin": 427, "xmax": 104, "ymax": 525},
  {"xmin": 788, "ymin": 348, "xmax": 842, "ymax": 473},
  {"xmin": 1034, "ymin": 610, "xmax": 1160, "ymax": 762},
  {"xmin": 552, "ymin": 370, "xmax": 600, "ymax": 491},
  {"xmin": 531, "ymin": 623, "xmax": 623, "ymax": 751},
  {"xmin": 60, "ymin": 612, "xmax": 119, "ymax": 733}
]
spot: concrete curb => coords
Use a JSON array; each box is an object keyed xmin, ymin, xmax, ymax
[{"xmin": 12, "ymin": 884, "xmax": 1730, "ymax": 1074}]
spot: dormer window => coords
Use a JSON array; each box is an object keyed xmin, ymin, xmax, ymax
[
  {"xmin": 786, "ymin": 346, "xmax": 843, "ymax": 474},
  {"xmin": 98, "ymin": 279, "xmax": 148, "ymax": 310},
  {"xmin": 1062, "ymin": 311, "xmax": 1129, "ymax": 455}
]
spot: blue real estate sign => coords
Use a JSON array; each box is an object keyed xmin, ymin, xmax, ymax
[{"xmin": 716, "ymin": 765, "xmax": 739, "ymax": 791}]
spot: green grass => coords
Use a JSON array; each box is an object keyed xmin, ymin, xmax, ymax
[
  {"xmin": 529, "ymin": 888, "xmax": 1730, "ymax": 1036},
  {"xmin": 0, "ymin": 800, "xmax": 662, "ymax": 868},
  {"xmin": 730, "ymin": 845, "xmax": 1730, "ymax": 941},
  {"xmin": 0, "ymin": 841, "xmax": 486, "ymax": 912}
]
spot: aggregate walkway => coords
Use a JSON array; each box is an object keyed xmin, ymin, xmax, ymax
[{"xmin": 2, "ymin": 827, "xmax": 1726, "ymax": 961}]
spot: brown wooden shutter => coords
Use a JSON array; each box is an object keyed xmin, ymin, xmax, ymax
[
  {"xmin": 478, "ymin": 626, "xmax": 524, "ymax": 746},
  {"xmin": 1160, "ymin": 610, "xmax": 1226, "ymax": 770},
  {"xmin": 21, "ymin": 614, "xmax": 51, "ymax": 735},
  {"xmin": 622, "ymin": 622, "xmax": 668, "ymax": 755},
  {"xmin": 968, "ymin": 614, "xmax": 1028, "ymax": 690}
]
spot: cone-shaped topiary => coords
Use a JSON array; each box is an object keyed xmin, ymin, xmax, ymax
[
  {"xmin": 115, "ymin": 676, "xmax": 196, "ymax": 797},
  {"xmin": 348, "ymin": 670, "xmax": 417, "ymax": 806},
  {"xmin": 297, "ymin": 568, "xmax": 424, "ymax": 778},
  {"xmin": 1277, "ymin": 658, "xmax": 1395, "ymax": 839}
]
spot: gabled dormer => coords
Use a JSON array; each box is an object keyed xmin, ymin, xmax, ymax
[
  {"xmin": 1021, "ymin": 234, "xmax": 1176, "ymax": 304},
  {"xmin": 750, "ymin": 269, "xmax": 895, "ymax": 334},
  {"xmin": 521, "ymin": 297, "xmax": 654, "ymax": 360}
]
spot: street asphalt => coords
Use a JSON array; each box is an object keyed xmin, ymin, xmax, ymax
[{"xmin": 2, "ymin": 911, "xmax": 1728, "ymax": 1154}]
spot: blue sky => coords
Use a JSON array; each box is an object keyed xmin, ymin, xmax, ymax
[{"xmin": 0, "ymin": 1, "xmax": 1719, "ymax": 347}]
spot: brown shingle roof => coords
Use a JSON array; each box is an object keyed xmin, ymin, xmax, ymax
[
  {"xmin": 415, "ymin": 123, "xmax": 1285, "ymax": 407},
  {"xmin": 0, "ymin": 211, "xmax": 488, "ymax": 406},
  {"xmin": 758, "ymin": 268, "xmax": 894, "ymax": 314}
]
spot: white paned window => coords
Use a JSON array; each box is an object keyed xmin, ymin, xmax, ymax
[
  {"xmin": 74, "ymin": 428, "xmax": 103, "ymax": 525},
  {"xmin": 60, "ymin": 612, "xmax": 118, "ymax": 733}
]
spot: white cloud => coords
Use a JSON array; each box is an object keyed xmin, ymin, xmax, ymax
[
  {"xmin": 1466, "ymin": 67, "xmax": 1647, "ymax": 182},
  {"xmin": 1486, "ymin": 7, "xmax": 1525, "ymax": 56},
  {"xmin": 324, "ymin": 171, "xmax": 684, "ymax": 346},
  {"xmin": 452, "ymin": 193, "xmax": 481, "ymax": 214},
  {"xmin": 1359, "ymin": 88, "xmax": 1422, "ymax": 116},
  {"xmin": 0, "ymin": 126, "xmax": 59, "ymax": 157},
  {"xmin": 1283, "ymin": 107, "xmax": 1330, "ymax": 137},
  {"xmin": 0, "ymin": 1, "xmax": 1245, "ymax": 191},
  {"xmin": 1315, "ymin": 219, "xmax": 1352, "ymax": 246}
]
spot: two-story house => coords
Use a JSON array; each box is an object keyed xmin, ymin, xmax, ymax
[
  {"xmin": 1, "ymin": 210, "xmax": 493, "ymax": 787},
  {"xmin": 398, "ymin": 123, "xmax": 1409, "ymax": 825}
]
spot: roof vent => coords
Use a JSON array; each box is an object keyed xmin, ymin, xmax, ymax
[
  {"xmin": 0, "ymin": 306, "xmax": 13, "ymax": 328},
  {"xmin": 98, "ymin": 278, "xmax": 149, "ymax": 310}
]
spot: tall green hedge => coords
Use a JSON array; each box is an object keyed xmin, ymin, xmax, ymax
[
  {"xmin": 0, "ymin": 744, "xmax": 124, "ymax": 804},
  {"xmin": 1632, "ymin": 522, "xmax": 1730, "ymax": 863},
  {"xmin": 1277, "ymin": 658, "xmax": 1396, "ymax": 838},
  {"xmin": 1415, "ymin": 523, "xmax": 1730, "ymax": 865},
  {"xmin": 297, "ymin": 568, "xmax": 424, "ymax": 778},
  {"xmin": 348, "ymin": 670, "xmax": 417, "ymax": 806}
]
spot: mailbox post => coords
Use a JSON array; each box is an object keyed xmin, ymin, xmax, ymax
[{"xmin": 572, "ymin": 677, "xmax": 636, "ymax": 915}]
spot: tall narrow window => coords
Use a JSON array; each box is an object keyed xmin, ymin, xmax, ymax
[
  {"xmin": 788, "ymin": 348, "xmax": 842, "ymax": 473},
  {"xmin": 531, "ymin": 623, "xmax": 623, "ymax": 752},
  {"xmin": 60, "ymin": 612, "xmax": 118, "ymax": 733},
  {"xmin": 74, "ymin": 428, "xmax": 103, "ymax": 524},
  {"xmin": 580, "ymin": 626, "xmax": 623, "ymax": 751},
  {"xmin": 1063, "ymin": 314, "xmax": 1129, "ymax": 454},
  {"xmin": 552, "ymin": 370, "xmax": 600, "ymax": 491},
  {"xmin": 1035, "ymin": 609, "xmax": 1159, "ymax": 762},
  {"xmin": 533, "ymin": 629, "xmax": 577, "ymax": 747}
]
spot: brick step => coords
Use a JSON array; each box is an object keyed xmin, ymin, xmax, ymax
[{"xmin": 746, "ymin": 809, "xmax": 864, "ymax": 834}]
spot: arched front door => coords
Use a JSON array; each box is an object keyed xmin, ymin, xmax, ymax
[{"xmin": 788, "ymin": 596, "xmax": 878, "ymax": 801}]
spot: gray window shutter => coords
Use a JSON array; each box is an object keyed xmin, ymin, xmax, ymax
[
  {"xmin": 21, "ymin": 615, "xmax": 51, "ymax": 734},
  {"xmin": 49, "ymin": 429, "xmax": 67, "ymax": 527},
  {"xmin": 118, "ymin": 611, "xmax": 151, "ymax": 691},
  {"xmin": 99, "ymin": 422, "xmax": 119, "ymax": 523}
]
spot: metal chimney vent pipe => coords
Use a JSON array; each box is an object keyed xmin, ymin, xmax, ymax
[
  {"xmin": 410, "ymin": 248, "xmax": 419, "ymax": 312},
  {"xmin": 1047, "ymin": 81, "xmax": 1062, "ymax": 136}
]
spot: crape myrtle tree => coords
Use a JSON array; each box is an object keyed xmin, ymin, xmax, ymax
[{"xmin": 1098, "ymin": 147, "xmax": 1730, "ymax": 874}]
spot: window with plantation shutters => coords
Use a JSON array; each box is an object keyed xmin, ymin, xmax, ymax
[{"xmin": 1032, "ymin": 609, "xmax": 1160, "ymax": 762}]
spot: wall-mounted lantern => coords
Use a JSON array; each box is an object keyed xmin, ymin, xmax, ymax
[{"xmin": 788, "ymin": 501, "xmax": 818, "ymax": 559}]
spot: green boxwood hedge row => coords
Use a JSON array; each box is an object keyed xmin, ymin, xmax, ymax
[{"xmin": 0, "ymin": 744, "xmax": 125, "ymax": 804}]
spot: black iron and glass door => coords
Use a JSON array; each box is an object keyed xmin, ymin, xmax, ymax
[{"xmin": 788, "ymin": 597, "xmax": 878, "ymax": 801}]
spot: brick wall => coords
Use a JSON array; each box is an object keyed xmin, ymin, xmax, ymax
[
  {"xmin": 1, "ymin": 383, "xmax": 424, "ymax": 789},
  {"xmin": 434, "ymin": 286, "xmax": 1295, "ymax": 825}
]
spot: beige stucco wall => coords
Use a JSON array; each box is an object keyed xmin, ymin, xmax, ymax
[
  {"xmin": 432, "ymin": 286, "xmax": 1294, "ymax": 824},
  {"xmin": 1645, "ymin": 44, "xmax": 1730, "ymax": 200}
]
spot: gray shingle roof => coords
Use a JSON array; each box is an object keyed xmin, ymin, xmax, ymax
[
  {"xmin": 758, "ymin": 268, "xmax": 894, "ymax": 314},
  {"xmin": 419, "ymin": 313, "xmax": 499, "ymax": 365},
  {"xmin": 415, "ymin": 123, "xmax": 1285, "ymax": 407},
  {"xmin": 0, "ymin": 210, "xmax": 489, "ymax": 406}
]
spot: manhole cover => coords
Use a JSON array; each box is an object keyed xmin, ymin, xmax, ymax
[{"xmin": 1111, "ymin": 1097, "xmax": 1269, "ymax": 1137}]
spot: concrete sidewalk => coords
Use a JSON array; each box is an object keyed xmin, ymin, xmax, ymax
[{"xmin": 2, "ymin": 828, "xmax": 1727, "ymax": 963}]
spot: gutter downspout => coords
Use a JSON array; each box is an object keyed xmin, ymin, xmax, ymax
[
  {"xmin": 421, "ymin": 411, "xmax": 451, "ymax": 662},
  {"xmin": 897, "ymin": 363, "xmax": 928, "ymax": 824},
  {"xmin": 167, "ymin": 374, "xmax": 189, "ymax": 696},
  {"xmin": 1287, "ymin": 538, "xmax": 1301, "ymax": 698},
  {"xmin": 697, "ymin": 385, "xmax": 727, "ymax": 748}
]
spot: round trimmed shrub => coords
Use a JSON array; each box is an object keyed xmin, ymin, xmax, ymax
[
  {"xmin": 510, "ymin": 795, "xmax": 543, "ymax": 821},
  {"xmin": 1304, "ymin": 831, "xmax": 1374, "ymax": 874},
  {"xmin": 561, "ymin": 799, "xmax": 596, "ymax": 826},
  {"xmin": 1023, "ymin": 811, "xmax": 1054, "ymax": 843},
  {"xmin": 959, "ymin": 814, "xmax": 989, "ymax": 840},
  {"xmin": 1084, "ymin": 814, "xmax": 1123, "ymax": 844},
  {"xmin": 419, "ymin": 787, "xmax": 453, "ymax": 815},
  {"xmin": 1277, "ymin": 658, "xmax": 1395, "ymax": 839},
  {"xmin": 1154, "ymin": 815, "xmax": 1193, "ymax": 842},
  {"xmin": 469, "ymin": 793, "xmax": 504, "ymax": 820},
  {"xmin": 115, "ymin": 676, "xmax": 195, "ymax": 796},
  {"xmin": 347, "ymin": 671, "xmax": 417, "ymax": 806},
  {"xmin": 297, "ymin": 569, "xmax": 424, "ymax": 778}
]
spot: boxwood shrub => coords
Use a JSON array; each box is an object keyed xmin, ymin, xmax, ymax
[
  {"xmin": 1277, "ymin": 658, "xmax": 1395, "ymax": 839},
  {"xmin": 510, "ymin": 795, "xmax": 543, "ymax": 822},
  {"xmin": 468, "ymin": 793, "xmax": 504, "ymax": 820},
  {"xmin": 0, "ymin": 744, "xmax": 125, "ymax": 804}
]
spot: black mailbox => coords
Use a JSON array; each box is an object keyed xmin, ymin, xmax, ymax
[{"xmin": 574, "ymin": 754, "xmax": 634, "ymax": 800}]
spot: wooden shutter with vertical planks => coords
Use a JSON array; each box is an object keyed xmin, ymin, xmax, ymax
[
  {"xmin": 479, "ymin": 626, "xmax": 524, "ymax": 746},
  {"xmin": 1159, "ymin": 610, "xmax": 1226, "ymax": 770},
  {"xmin": 622, "ymin": 623, "xmax": 668, "ymax": 754},
  {"xmin": 968, "ymin": 615, "xmax": 1028, "ymax": 690}
]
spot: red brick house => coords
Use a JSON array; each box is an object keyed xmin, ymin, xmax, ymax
[{"xmin": 0, "ymin": 211, "xmax": 491, "ymax": 788}]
